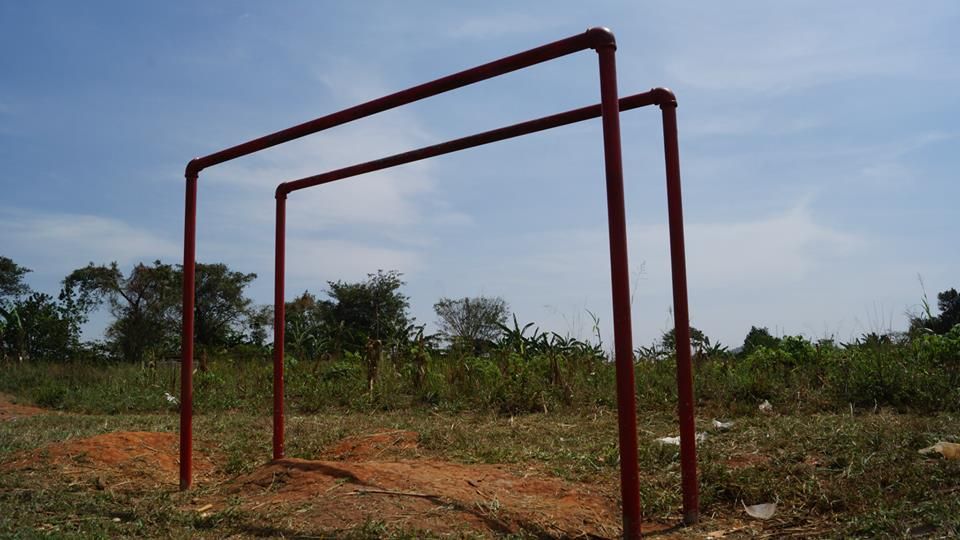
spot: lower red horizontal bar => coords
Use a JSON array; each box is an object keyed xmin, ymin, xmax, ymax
[{"xmin": 279, "ymin": 88, "xmax": 669, "ymax": 196}]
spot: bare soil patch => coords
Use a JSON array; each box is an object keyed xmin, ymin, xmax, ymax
[
  {"xmin": 323, "ymin": 429, "xmax": 420, "ymax": 460},
  {"xmin": 3, "ymin": 431, "xmax": 217, "ymax": 490},
  {"xmin": 0, "ymin": 393, "xmax": 48, "ymax": 421},
  {"xmin": 206, "ymin": 430, "xmax": 669, "ymax": 538},
  {"xmin": 223, "ymin": 457, "xmax": 640, "ymax": 537},
  {"xmin": 4, "ymin": 427, "xmax": 674, "ymax": 537}
]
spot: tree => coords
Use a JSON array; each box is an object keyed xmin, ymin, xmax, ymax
[
  {"xmin": 660, "ymin": 326, "xmax": 709, "ymax": 351},
  {"xmin": 65, "ymin": 260, "xmax": 256, "ymax": 364},
  {"xmin": 66, "ymin": 261, "xmax": 180, "ymax": 362},
  {"xmin": 0, "ymin": 256, "xmax": 31, "ymax": 300},
  {"xmin": 243, "ymin": 304, "xmax": 273, "ymax": 348},
  {"xmin": 433, "ymin": 296, "xmax": 509, "ymax": 352},
  {"xmin": 0, "ymin": 256, "xmax": 31, "ymax": 361},
  {"xmin": 911, "ymin": 288, "xmax": 960, "ymax": 336},
  {"xmin": 0, "ymin": 303, "xmax": 23, "ymax": 362},
  {"xmin": 193, "ymin": 263, "xmax": 257, "ymax": 355},
  {"xmin": 741, "ymin": 326, "xmax": 780, "ymax": 356},
  {"xmin": 284, "ymin": 291, "xmax": 328, "ymax": 361},
  {"xmin": 0, "ymin": 258, "xmax": 101, "ymax": 362},
  {"xmin": 322, "ymin": 270, "xmax": 410, "ymax": 354},
  {"xmin": 13, "ymin": 292, "xmax": 74, "ymax": 361}
]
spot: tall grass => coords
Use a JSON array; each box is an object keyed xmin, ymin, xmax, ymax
[{"xmin": 3, "ymin": 325, "xmax": 958, "ymax": 415}]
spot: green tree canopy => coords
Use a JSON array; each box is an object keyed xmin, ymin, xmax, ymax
[
  {"xmin": 433, "ymin": 296, "xmax": 509, "ymax": 350},
  {"xmin": 1, "ymin": 257, "xmax": 100, "ymax": 362},
  {"xmin": 193, "ymin": 263, "xmax": 257, "ymax": 350},
  {"xmin": 0, "ymin": 256, "xmax": 31, "ymax": 300},
  {"xmin": 65, "ymin": 260, "xmax": 257, "ymax": 362},
  {"xmin": 912, "ymin": 287, "xmax": 960, "ymax": 335},
  {"xmin": 13, "ymin": 292, "xmax": 74, "ymax": 361},
  {"xmin": 66, "ymin": 261, "xmax": 179, "ymax": 362},
  {"xmin": 284, "ymin": 291, "xmax": 327, "ymax": 361},
  {"xmin": 741, "ymin": 326, "xmax": 780, "ymax": 356},
  {"xmin": 660, "ymin": 326, "xmax": 709, "ymax": 351},
  {"xmin": 322, "ymin": 270, "xmax": 410, "ymax": 354}
]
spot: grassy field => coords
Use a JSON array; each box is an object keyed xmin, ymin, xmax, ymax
[{"xmin": 2, "ymin": 384, "xmax": 959, "ymax": 539}]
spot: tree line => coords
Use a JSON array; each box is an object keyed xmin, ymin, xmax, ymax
[
  {"xmin": 0, "ymin": 256, "xmax": 514, "ymax": 366},
  {"xmin": 2, "ymin": 254, "xmax": 958, "ymax": 367}
]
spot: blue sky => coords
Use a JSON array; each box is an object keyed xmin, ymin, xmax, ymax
[{"xmin": 1, "ymin": 1, "xmax": 957, "ymax": 348}]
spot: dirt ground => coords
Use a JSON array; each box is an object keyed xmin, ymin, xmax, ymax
[
  {"xmin": 0, "ymin": 393, "xmax": 48, "ymax": 422},
  {"xmin": 0, "ymin": 395, "xmax": 677, "ymax": 537},
  {"xmin": 3, "ymin": 430, "xmax": 219, "ymax": 491}
]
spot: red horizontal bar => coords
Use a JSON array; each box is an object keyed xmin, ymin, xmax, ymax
[
  {"xmin": 279, "ymin": 88, "xmax": 672, "ymax": 196},
  {"xmin": 187, "ymin": 28, "xmax": 618, "ymax": 177}
]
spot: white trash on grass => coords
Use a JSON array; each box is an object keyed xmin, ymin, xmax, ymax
[
  {"xmin": 712, "ymin": 419, "xmax": 735, "ymax": 431},
  {"xmin": 655, "ymin": 432, "xmax": 707, "ymax": 446},
  {"xmin": 742, "ymin": 501, "xmax": 777, "ymax": 520}
]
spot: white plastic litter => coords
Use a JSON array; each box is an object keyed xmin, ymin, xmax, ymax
[
  {"xmin": 164, "ymin": 392, "xmax": 179, "ymax": 405},
  {"xmin": 655, "ymin": 432, "xmax": 707, "ymax": 445},
  {"xmin": 656, "ymin": 436, "xmax": 680, "ymax": 445},
  {"xmin": 712, "ymin": 419, "xmax": 734, "ymax": 430},
  {"xmin": 742, "ymin": 501, "xmax": 777, "ymax": 520},
  {"xmin": 759, "ymin": 400, "xmax": 773, "ymax": 412}
]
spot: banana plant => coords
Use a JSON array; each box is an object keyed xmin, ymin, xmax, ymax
[
  {"xmin": 0, "ymin": 303, "xmax": 24, "ymax": 362},
  {"xmin": 496, "ymin": 314, "xmax": 536, "ymax": 357}
]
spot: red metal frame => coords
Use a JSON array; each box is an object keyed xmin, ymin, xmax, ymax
[{"xmin": 180, "ymin": 28, "xmax": 698, "ymax": 537}]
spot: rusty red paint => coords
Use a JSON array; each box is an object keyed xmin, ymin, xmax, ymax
[
  {"xmin": 660, "ymin": 99, "xmax": 699, "ymax": 524},
  {"xmin": 273, "ymin": 194, "xmax": 286, "ymax": 460},
  {"xmin": 179, "ymin": 174, "xmax": 197, "ymax": 491},
  {"xmin": 180, "ymin": 27, "xmax": 699, "ymax": 537},
  {"xmin": 277, "ymin": 90, "xmax": 663, "ymax": 197},
  {"xmin": 595, "ymin": 45, "xmax": 643, "ymax": 539}
]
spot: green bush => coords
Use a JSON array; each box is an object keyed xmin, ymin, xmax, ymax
[{"xmin": 4, "ymin": 327, "xmax": 960, "ymax": 416}]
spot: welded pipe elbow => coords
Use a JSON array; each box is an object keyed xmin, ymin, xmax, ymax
[
  {"xmin": 650, "ymin": 87, "xmax": 678, "ymax": 107},
  {"xmin": 585, "ymin": 27, "xmax": 616, "ymax": 50},
  {"xmin": 185, "ymin": 158, "xmax": 204, "ymax": 178}
]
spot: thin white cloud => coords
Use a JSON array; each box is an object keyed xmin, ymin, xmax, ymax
[
  {"xmin": 828, "ymin": 131, "xmax": 955, "ymax": 190},
  {"xmin": 681, "ymin": 206, "xmax": 861, "ymax": 288},
  {"xmin": 650, "ymin": 3, "xmax": 956, "ymax": 95},
  {"xmin": 447, "ymin": 13, "xmax": 563, "ymax": 40},
  {"xmin": 200, "ymin": 87, "xmax": 439, "ymax": 236},
  {"xmin": 433, "ymin": 203, "xmax": 867, "ymax": 345},
  {"xmin": 683, "ymin": 111, "xmax": 823, "ymax": 138},
  {"xmin": 181, "ymin": 84, "xmax": 443, "ymax": 302},
  {"xmin": 0, "ymin": 207, "xmax": 179, "ymax": 278},
  {"xmin": 515, "ymin": 204, "xmax": 859, "ymax": 291},
  {"xmin": 286, "ymin": 238, "xmax": 421, "ymax": 284}
]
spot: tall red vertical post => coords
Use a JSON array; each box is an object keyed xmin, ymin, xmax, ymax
[
  {"xmin": 661, "ymin": 100, "xmax": 699, "ymax": 525},
  {"xmin": 273, "ymin": 193, "xmax": 287, "ymax": 460},
  {"xmin": 179, "ymin": 174, "xmax": 198, "ymax": 490},
  {"xmin": 596, "ymin": 45, "xmax": 641, "ymax": 539}
]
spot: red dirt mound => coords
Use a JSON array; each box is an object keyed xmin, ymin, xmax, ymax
[
  {"xmin": 324, "ymin": 429, "xmax": 420, "ymax": 460},
  {"xmin": 0, "ymin": 393, "xmax": 47, "ymax": 421},
  {"xmin": 4, "ymin": 431, "xmax": 215, "ymax": 490},
  {"xmin": 222, "ymin": 457, "xmax": 657, "ymax": 538}
]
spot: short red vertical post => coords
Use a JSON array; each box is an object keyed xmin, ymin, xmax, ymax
[
  {"xmin": 179, "ymin": 174, "xmax": 198, "ymax": 490},
  {"xmin": 596, "ymin": 44, "xmax": 642, "ymax": 539},
  {"xmin": 661, "ymin": 100, "xmax": 699, "ymax": 525},
  {"xmin": 273, "ymin": 192, "xmax": 287, "ymax": 460}
]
